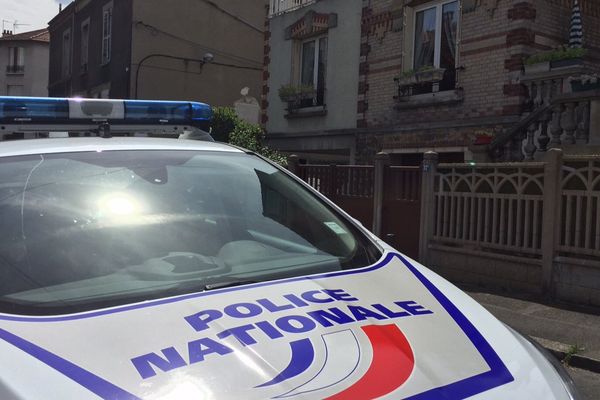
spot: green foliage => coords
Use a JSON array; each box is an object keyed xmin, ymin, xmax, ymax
[
  {"xmin": 211, "ymin": 107, "xmax": 240, "ymax": 143},
  {"xmin": 525, "ymin": 47, "xmax": 587, "ymax": 65},
  {"xmin": 417, "ymin": 65, "xmax": 436, "ymax": 72},
  {"xmin": 211, "ymin": 107, "xmax": 287, "ymax": 166},
  {"xmin": 399, "ymin": 69, "xmax": 416, "ymax": 79},
  {"xmin": 228, "ymin": 120, "xmax": 263, "ymax": 151},
  {"xmin": 396, "ymin": 65, "xmax": 439, "ymax": 80},
  {"xmin": 563, "ymin": 344, "xmax": 585, "ymax": 367},
  {"xmin": 278, "ymin": 84, "xmax": 315, "ymax": 100}
]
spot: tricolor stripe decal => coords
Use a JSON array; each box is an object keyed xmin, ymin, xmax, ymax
[
  {"xmin": 326, "ymin": 324, "xmax": 415, "ymax": 400},
  {"xmin": 256, "ymin": 338, "xmax": 315, "ymax": 388}
]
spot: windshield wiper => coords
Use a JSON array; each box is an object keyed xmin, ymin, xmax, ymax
[{"xmin": 204, "ymin": 279, "xmax": 258, "ymax": 291}]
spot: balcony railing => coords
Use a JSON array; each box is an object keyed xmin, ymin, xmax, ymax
[
  {"xmin": 6, "ymin": 65, "xmax": 25, "ymax": 74},
  {"xmin": 269, "ymin": 0, "xmax": 316, "ymax": 16}
]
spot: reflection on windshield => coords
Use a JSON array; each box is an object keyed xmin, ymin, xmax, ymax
[{"xmin": 0, "ymin": 150, "xmax": 379, "ymax": 315}]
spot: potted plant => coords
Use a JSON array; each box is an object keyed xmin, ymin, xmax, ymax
[
  {"xmin": 278, "ymin": 84, "xmax": 316, "ymax": 111},
  {"xmin": 524, "ymin": 46, "xmax": 587, "ymax": 74},
  {"xmin": 278, "ymin": 84, "xmax": 300, "ymax": 103},
  {"xmin": 415, "ymin": 66, "xmax": 446, "ymax": 83}
]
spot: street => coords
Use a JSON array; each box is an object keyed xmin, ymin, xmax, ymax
[{"xmin": 568, "ymin": 367, "xmax": 600, "ymax": 400}]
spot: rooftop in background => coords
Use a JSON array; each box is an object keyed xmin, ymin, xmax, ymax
[{"xmin": 0, "ymin": 28, "xmax": 50, "ymax": 43}]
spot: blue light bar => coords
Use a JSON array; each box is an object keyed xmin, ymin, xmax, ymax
[
  {"xmin": 0, "ymin": 97, "xmax": 213, "ymax": 129},
  {"xmin": 0, "ymin": 97, "xmax": 69, "ymax": 123}
]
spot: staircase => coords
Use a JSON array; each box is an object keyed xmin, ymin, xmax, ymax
[{"xmin": 488, "ymin": 66, "xmax": 598, "ymax": 161}]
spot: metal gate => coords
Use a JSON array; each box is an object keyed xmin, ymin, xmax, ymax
[
  {"xmin": 293, "ymin": 162, "xmax": 422, "ymax": 259},
  {"xmin": 381, "ymin": 166, "xmax": 422, "ymax": 259}
]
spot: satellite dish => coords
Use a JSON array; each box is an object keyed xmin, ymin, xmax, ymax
[{"xmin": 240, "ymin": 87, "xmax": 250, "ymax": 96}]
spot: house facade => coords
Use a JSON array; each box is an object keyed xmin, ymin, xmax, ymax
[
  {"xmin": 48, "ymin": 0, "xmax": 266, "ymax": 106},
  {"xmin": 0, "ymin": 29, "xmax": 50, "ymax": 97},
  {"xmin": 263, "ymin": 0, "xmax": 600, "ymax": 165}
]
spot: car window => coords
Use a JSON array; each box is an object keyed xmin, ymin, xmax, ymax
[{"xmin": 0, "ymin": 150, "xmax": 380, "ymax": 315}]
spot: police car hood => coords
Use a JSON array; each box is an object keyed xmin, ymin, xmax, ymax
[{"xmin": 0, "ymin": 252, "xmax": 572, "ymax": 399}]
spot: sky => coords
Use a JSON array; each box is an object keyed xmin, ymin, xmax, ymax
[{"xmin": 0, "ymin": 0, "xmax": 69, "ymax": 33}]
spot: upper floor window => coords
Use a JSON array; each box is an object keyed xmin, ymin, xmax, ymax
[
  {"xmin": 300, "ymin": 36, "xmax": 328, "ymax": 107},
  {"xmin": 62, "ymin": 29, "xmax": 72, "ymax": 78},
  {"xmin": 7, "ymin": 47, "xmax": 24, "ymax": 74},
  {"xmin": 81, "ymin": 19, "xmax": 90, "ymax": 72},
  {"xmin": 102, "ymin": 3, "xmax": 113, "ymax": 64},
  {"xmin": 412, "ymin": 0, "xmax": 459, "ymax": 91}
]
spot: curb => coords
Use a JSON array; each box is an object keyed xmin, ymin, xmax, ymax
[{"xmin": 532, "ymin": 336, "xmax": 600, "ymax": 374}]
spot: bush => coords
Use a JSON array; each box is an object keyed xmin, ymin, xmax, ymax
[
  {"xmin": 211, "ymin": 107, "xmax": 240, "ymax": 142},
  {"xmin": 211, "ymin": 107, "xmax": 287, "ymax": 166}
]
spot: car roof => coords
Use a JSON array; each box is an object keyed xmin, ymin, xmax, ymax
[{"xmin": 0, "ymin": 138, "xmax": 244, "ymax": 158}]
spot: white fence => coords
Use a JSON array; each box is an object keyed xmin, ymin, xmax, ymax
[{"xmin": 419, "ymin": 150, "xmax": 600, "ymax": 307}]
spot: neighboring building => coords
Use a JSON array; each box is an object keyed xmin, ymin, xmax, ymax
[
  {"xmin": 263, "ymin": 0, "xmax": 600, "ymax": 164},
  {"xmin": 0, "ymin": 29, "xmax": 50, "ymax": 97},
  {"xmin": 48, "ymin": 0, "xmax": 265, "ymax": 106}
]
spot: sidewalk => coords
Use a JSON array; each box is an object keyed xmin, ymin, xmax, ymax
[{"xmin": 465, "ymin": 288, "xmax": 600, "ymax": 372}]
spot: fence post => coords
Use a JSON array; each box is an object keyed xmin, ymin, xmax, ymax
[
  {"xmin": 372, "ymin": 152, "xmax": 390, "ymax": 236},
  {"xmin": 419, "ymin": 152, "xmax": 438, "ymax": 264},
  {"xmin": 287, "ymin": 155, "xmax": 300, "ymax": 175},
  {"xmin": 541, "ymin": 148, "xmax": 563, "ymax": 298},
  {"xmin": 328, "ymin": 164, "xmax": 338, "ymax": 201}
]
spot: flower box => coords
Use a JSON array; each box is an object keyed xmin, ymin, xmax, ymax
[
  {"xmin": 551, "ymin": 57, "xmax": 584, "ymax": 69},
  {"xmin": 395, "ymin": 74, "xmax": 418, "ymax": 86},
  {"xmin": 524, "ymin": 61, "xmax": 550, "ymax": 75},
  {"xmin": 415, "ymin": 68, "xmax": 446, "ymax": 83}
]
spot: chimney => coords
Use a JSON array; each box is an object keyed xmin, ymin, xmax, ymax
[
  {"xmin": 59, "ymin": 3, "xmax": 63, "ymax": 12},
  {"xmin": 2, "ymin": 30, "xmax": 13, "ymax": 37}
]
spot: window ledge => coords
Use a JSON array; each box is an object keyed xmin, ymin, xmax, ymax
[
  {"xmin": 395, "ymin": 89, "xmax": 464, "ymax": 110},
  {"xmin": 285, "ymin": 105, "xmax": 327, "ymax": 119}
]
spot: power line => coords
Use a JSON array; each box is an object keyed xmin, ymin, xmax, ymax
[
  {"xmin": 136, "ymin": 61, "xmax": 262, "ymax": 74},
  {"xmin": 134, "ymin": 21, "xmax": 263, "ymax": 69},
  {"xmin": 195, "ymin": 0, "xmax": 264, "ymax": 34}
]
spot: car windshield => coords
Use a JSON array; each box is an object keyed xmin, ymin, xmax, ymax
[{"xmin": 0, "ymin": 150, "xmax": 380, "ymax": 315}]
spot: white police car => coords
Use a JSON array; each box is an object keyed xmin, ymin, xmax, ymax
[{"xmin": 0, "ymin": 137, "xmax": 580, "ymax": 399}]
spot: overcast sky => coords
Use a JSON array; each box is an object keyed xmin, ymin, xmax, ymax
[{"xmin": 0, "ymin": 0, "xmax": 69, "ymax": 33}]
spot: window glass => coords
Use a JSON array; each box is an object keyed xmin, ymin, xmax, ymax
[
  {"xmin": 440, "ymin": 1, "xmax": 459, "ymax": 90},
  {"xmin": 81, "ymin": 21, "xmax": 90, "ymax": 70},
  {"xmin": 414, "ymin": 7, "xmax": 436, "ymax": 70},
  {"xmin": 317, "ymin": 37, "xmax": 328, "ymax": 106},
  {"xmin": 62, "ymin": 29, "xmax": 71, "ymax": 77},
  {"xmin": 0, "ymin": 151, "xmax": 380, "ymax": 315},
  {"xmin": 102, "ymin": 7, "xmax": 112, "ymax": 64},
  {"xmin": 7, "ymin": 47, "xmax": 24, "ymax": 73},
  {"xmin": 301, "ymin": 40, "xmax": 316, "ymax": 87}
]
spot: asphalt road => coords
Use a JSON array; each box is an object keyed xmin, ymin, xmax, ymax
[{"xmin": 568, "ymin": 367, "xmax": 600, "ymax": 399}]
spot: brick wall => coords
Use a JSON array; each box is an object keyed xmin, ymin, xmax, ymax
[{"xmin": 354, "ymin": 0, "xmax": 600, "ymax": 162}]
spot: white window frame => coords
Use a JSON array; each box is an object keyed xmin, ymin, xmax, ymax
[
  {"xmin": 81, "ymin": 18, "xmax": 90, "ymax": 72},
  {"xmin": 102, "ymin": 3, "xmax": 113, "ymax": 65},
  {"xmin": 411, "ymin": 0, "xmax": 460, "ymax": 70}
]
